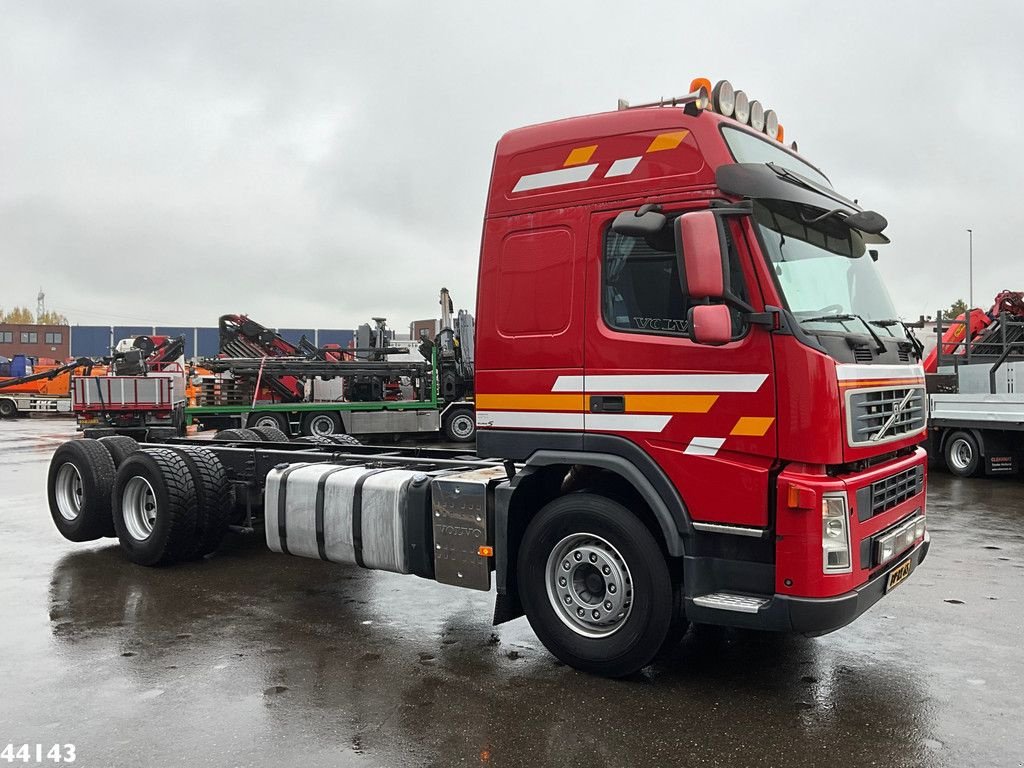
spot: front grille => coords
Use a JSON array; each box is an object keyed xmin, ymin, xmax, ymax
[
  {"xmin": 847, "ymin": 387, "xmax": 926, "ymax": 446},
  {"xmin": 855, "ymin": 466, "xmax": 924, "ymax": 522}
]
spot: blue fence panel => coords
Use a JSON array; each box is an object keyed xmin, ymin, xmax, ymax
[
  {"xmin": 155, "ymin": 327, "xmax": 195, "ymax": 359},
  {"xmin": 113, "ymin": 326, "xmax": 155, "ymax": 345},
  {"xmin": 70, "ymin": 326, "xmax": 113, "ymax": 358},
  {"xmin": 316, "ymin": 328, "xmax": 355, "ymax": 348},
  {"xmin": 196, "ymin": 327, "xmax": 220, "ymax": 358}
]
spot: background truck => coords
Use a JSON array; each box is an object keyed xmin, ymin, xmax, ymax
[
  {"xmin": 924, "ymin": 291, "xmax": 1024, "ymax": 476},
  {"xmin": 0, "ymin": 355, "xmax": 98, "ymax": 418},
  {"xmin": 44, "ymin": 77, "xmax": 929, "ymax": 677},
  {"xmin": 186, "ymin": 294, "xmax": 476, "ymax": 442},
  {"xmin": 73, "ymin": 335, "xmax": 188, "ymax": 439}
]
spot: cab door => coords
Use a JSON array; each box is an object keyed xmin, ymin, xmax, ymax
[{"xmin": 581, "ymin": 207, "xmax": 777, "ymax": 528}]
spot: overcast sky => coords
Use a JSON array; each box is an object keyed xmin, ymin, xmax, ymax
[{"xmin": 2, "ymin": 1, "xmax": 1022, "ymax": 329}]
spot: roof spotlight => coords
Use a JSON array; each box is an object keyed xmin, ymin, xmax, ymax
[
  {"xmin": 749, "ymin": 100, "xmax": 765, "ymax": 133},
  {"xmin": 790, "ymin": 140, "xmax": 799, "ymax": 152},
  {"xmin": 763, "ymin": 109, "xmax": 778, "ymax": 138},
  {"xmin": 711, "ymin": 80, "xmax": 735, "ymax": 117},
  {"xmin": 733, "ymin": 90, "xmax": 750, "ymax": 125}
]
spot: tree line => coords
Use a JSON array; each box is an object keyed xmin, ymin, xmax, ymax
[{"xmin": 0, "ymin": 306, "xmax": 69, "ymax": 325}]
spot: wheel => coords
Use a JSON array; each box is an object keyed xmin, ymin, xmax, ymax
[
  {"xmin": 517, "ymin": 493, "xmax": 673, "ymax": 677},
  {"xmin": 98, "ymin": 435, "xmax": 141, "ymax": 468},
  {"xmin": 326, "ymin": 433, "xmax": 362, "ymax": 447},
  {"xmin": 0, "ymin": 398, "xmax": 16, "ymax": 418},
  {"xmin": 246, "ymin": 412, "xmax": 289, "ymax": 433},
  {"xmin": 168, "ymin": 446, "xmax": 232, "ymax": 558},
  {"xmin": 945, "ymin": 431, "xmax": 981, "ymax": 477},
  {"xmin": 249, "ymin": 425, "xmax": 290, "ymax": 442},
  {"xmin": 213, "ymin": 428, "xmax": 261, "ymax": 442},
  {"xmin": 82, "ymin": 427, "xmax": 117, "ymax": 439},
  {"xmin": 301, "ymin": 411, "xmax": 341, "ymax": 438},
  {"xmin": 442, "ymin": 407, "xmax": 476, "ymax": 443},
  {"xmin": 146, "ymin": 426, "xmax": 181, "ymax": 441},
  {"xmin": 656, "ymin": 575, "xmax": 690, "ymax": 657},
  {"xmin": 112, "ymin": 448, "xmax": 198, "ymax": 566},
  {"xmin": 296, "ymin": 434, "xmax": 334, "ymax": 445},
  {"xmin": 47, "ymin": 439, "xmax": 117, "ymax": 541}
]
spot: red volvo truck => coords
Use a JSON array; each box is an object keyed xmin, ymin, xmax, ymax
[{"xmin": 45, "ymin": 79, "xmax": 929, "ymax": 677}]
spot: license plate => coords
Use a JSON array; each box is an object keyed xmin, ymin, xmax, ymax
[{"xmin": 885, "ymin": 558, "xmax": 913, "ymax": 593}]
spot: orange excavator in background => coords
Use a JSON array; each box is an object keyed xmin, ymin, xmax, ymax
[{"xmin": 923, "ymin": 291, "xmax": 1024, "ymax": 373}]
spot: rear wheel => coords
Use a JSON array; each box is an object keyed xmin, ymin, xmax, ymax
[
  {"xmin": 112, "ymin": 449, "xmax": 198, "ymax": 566},
  {"xmin": 0, "ymin": 398, "xmax": 16, "ymax": 418},
  {"xmin": 98, "ymin": 435, "xmax": 141, "ymax": 468},
  {"xmin": 301, "ymin": 411, "xmax": 341, "ymax": 438},
  {"xmin": 250, "ymin": 425, "xmax": 290, "ymax": 442},
  {"xmin": 246, "ymin": 412, "xmax": 289, "ymax": 433},
  {"xmin": 517, "ymin": 493, "xmax": 672, "ymax": 677},
  {"xmin": 326, "ymin": 433, "xmax": 362, "ymax": 447},
  {"xmin": 168, "ymin": 446, "xmax": 232, "ymax": 558},
  {"xmin": 442, "ymin": 406, "xmax": 476, "ymax": 442},
  {"xmin": 945, "ymin": 430, "xmax": 981, "ymax": 477},
  {"xmin": 213, "ymin": 428, "xmax": 261, "ymax": 442},
  {"xmin": 47, "ymin": 440, "xmax": 117, "ymax": 541}
]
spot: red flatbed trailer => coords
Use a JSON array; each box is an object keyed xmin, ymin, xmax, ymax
[{"xmin": 45, "ymin": 79, "xmax": 928, "ymax": 676}]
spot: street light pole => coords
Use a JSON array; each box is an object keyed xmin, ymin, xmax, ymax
[{"xmin": 967, "ymin": 228, "xmax": 973, "ymax": 309}]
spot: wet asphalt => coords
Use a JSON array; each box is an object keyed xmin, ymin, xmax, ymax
[{"xmin": 1, "ymin": 418, "xmax": 1022, "ymax": 768}]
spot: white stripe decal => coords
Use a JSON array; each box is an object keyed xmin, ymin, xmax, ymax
[
  {"xmin": 475, "ymin": 410, "xmax": 585, "ymax": 430},
  {"xmin": 604, "ymin": 156, "xmax": 642, "ymax": 177},
  {"xmin": 586, "ymin": 414, "xmax": 672, "ymax": 432},
  {"xmin": 835, "ymin": 364, "xmax": 925, "ymax": 381},
  {"xmin": 684, "ymin": 437, "xmax": 726, "ymax": 456},
  {"xmin": 512, "ymin": 164, "xmax": 598, "ymax": 193},
  {"xmin": 552, "ymin": 374, "xmax": 767, "ymax": 393}
]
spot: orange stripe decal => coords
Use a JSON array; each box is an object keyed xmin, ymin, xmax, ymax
[
  {"xmin": 624, "ymin": 394, "xmax": 718, "ymax": 413},
  {"xmin": 730, "ymin": 416, "xmax": 775, "ymax": 437},
  {"xmin": 475, "ymin": 394, "xmax": 586, "ymax": 412},
  {"xmin": 563, "ymin": 145, "xmax": 598, "ymax": 166},
  {"xmin": 839, "ymin": 378, "xmax": 925, "ymax": 389},
  {"xmin": 646, "ymin": 131, "xmax": 689, "ymax": 152}
]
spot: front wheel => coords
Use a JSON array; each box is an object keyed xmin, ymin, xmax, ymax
[
  {"xmin": 944, "ymin": 430, "xmax": 981, "ymax": 477},
  {"xmin": 442, "ymin": 406, "xmax": 476, "ymax": 442},
  {"xmin": 517, "ymin": 493, "xmax": 672, "ymax": 677}
]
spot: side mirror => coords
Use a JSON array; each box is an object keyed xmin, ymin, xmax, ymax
[
  {"xmin": 676, "ymin": 211, "xmax": 727, "ymax": 299},
  {"xmin": 688, "ymin": 304, "xmax": 732, "ymax": 345}
]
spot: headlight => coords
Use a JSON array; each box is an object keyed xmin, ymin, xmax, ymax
[
  {"xmin": 733, "ymin": 90, "xmax": 750, "ymax": 125},
  {"xmin": 822, "ymin": 494, "xmax": 852, "ymax": 573},
  {"xmin": 749, "ymin": 100, "xmax": 765, "ymax": 133}
]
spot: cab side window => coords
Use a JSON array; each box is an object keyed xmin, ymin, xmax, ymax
[{"xmin": 602, "ymin": 217, "xmax": 747, "ymax": 337}]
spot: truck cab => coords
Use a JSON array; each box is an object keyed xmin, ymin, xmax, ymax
[{"xmin": 474, "ymin": 80, "xmax": 928, "ymax": 667}]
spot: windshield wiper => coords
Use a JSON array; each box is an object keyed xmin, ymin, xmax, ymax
[
  {"xmin": 871, "ymin": 318, "xmax": 925, "ymax": 360},
  {"xmin": 800, "ymin": 313, "xmax": 887, "ymax": 353}
]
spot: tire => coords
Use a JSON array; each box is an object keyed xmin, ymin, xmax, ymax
[
  {"xmin": 146, "ymin": 426, "xmax": 180, "ymax": 441},
  {"xmin": 168, "ymin": 446, "xmax": 232, "ymax": 558},
  {"xmin": 214, "ymin": 428, "xmax": 261, "ymax": 442},
  {"xmin": 442, "ymin": 406, "xmax": 476, "ymax": 443},
  {"xmin": 301, "ymin": 411, "xmax": 341, "ymax": 438},
  {"xmin": 47, "ymin": 439, "xmax": 117, "ymax": 542},
  {"xmin": 246, "ymin": 412, "xmax": 289, "ymax": 433},
  {"xmin": 83, "ymin": 427, "xmax": 117, "ymax": 439},
  {"xmin": 326, "ymin": 433, "xmax": 362, "ymax": 447},
  {"xmin": 0, "ymin": 398, "xmax": 16, "ymax": 418},
  {"xmin": 944, "ymin": 430, "xmax": 981, "ymax": 477},
  {"xmin": 517, "ymin": 493, "xmax": 673, "ymax": 677},
  {"xmin": 250, "ymin": 425, "xmax": 290, "ymax": 442},
  {"xmin": 112, "ymin": 448, "xmax": 198, "ymax": 566},
  {"xmin": 296, "ymin": 434, "xmax": 334, "ymax": 445},
  {"xmin": 98, "ymin": 435, "xmax": 141, "ymax": 468},
  {"xmin": 656, "ymin": 576, "xmax": 690, "ymax": 657}
]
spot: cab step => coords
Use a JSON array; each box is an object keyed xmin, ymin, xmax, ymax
[{"xmin": 692, "ymin": 593, "xmax": 769, "ymax": 614}]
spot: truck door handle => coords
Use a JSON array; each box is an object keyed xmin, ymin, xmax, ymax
[{"xmin": 590, "ymin": 395, "xmax": 625, "ymax": 413}]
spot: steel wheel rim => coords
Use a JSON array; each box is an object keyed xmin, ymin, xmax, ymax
[
  {"xmin": 545, "ymin": 533, "xmax": 633, "ymax": 638},
  {"xmin": 310, "ymin": 415, "xmax": 336, "ymax": 436},
  {"xmin": 55, "ymin": 463, "xmax": 84, "ymax": 521},
  {"xmin": 254, "ymin": 415, "xmax": 280, "ymax": 429},
  {"xmin": 950, "ymin": 438, "xmax": 973, "ymax": 471},
  {"xmin": 450, "ymin": 414, "xmax": 475, "ymax": 439},
  {"xmin": 122, "ymin": 476, "xmax": 158, "ymax": 541}
]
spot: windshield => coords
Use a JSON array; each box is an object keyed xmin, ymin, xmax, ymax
[
  {"xmin": 721, "ymin": 126, "xmax": 832, "ymax": 188},
  {"xmin": 753, "ymin": 200, "xmax": 900, "ymax": 336}
]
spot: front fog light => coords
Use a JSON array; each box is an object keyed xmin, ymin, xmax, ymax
[
  {"xmin": 915, "ymin": 517, "xmax": 927, "ymax": 539},
  {"xmin": 822, "ymin": 494, "xmax": 852, "ymax": 573}
]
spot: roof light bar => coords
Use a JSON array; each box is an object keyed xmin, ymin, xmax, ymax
[{"xmin": 618, "ymin": 77, "xmax": 793, "ymax": 147}]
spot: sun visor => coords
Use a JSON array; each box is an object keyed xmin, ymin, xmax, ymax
[{"xmin": 717, "ymin": 163, "xmax": 890, "ymax": 244}]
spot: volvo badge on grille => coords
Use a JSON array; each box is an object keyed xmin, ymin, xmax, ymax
[{"xmin": 871, "ymin": 389, "xmax": 915, "ymax": 442}]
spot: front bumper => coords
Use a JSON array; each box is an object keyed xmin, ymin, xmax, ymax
[{"xmin": 767, "ymin": 534, "xmax": 929, "ymax": 635}]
